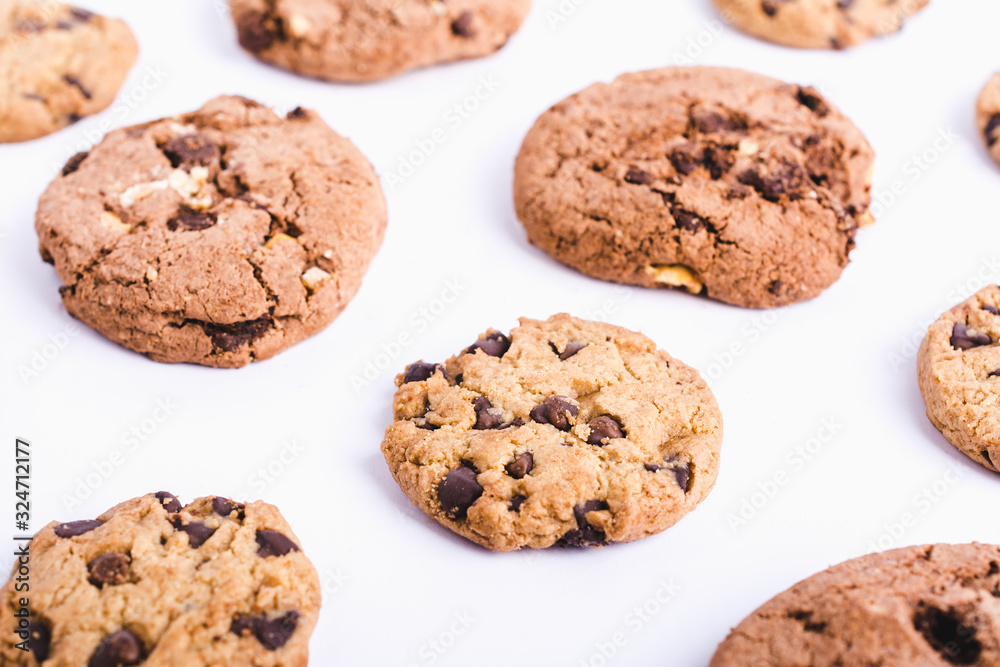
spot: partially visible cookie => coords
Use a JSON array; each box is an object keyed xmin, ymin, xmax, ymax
[
  {"xmin": 977, "ymin": 73, "xmax": 1000, "ymax": 168},
  {"xmin": 711, "ymin": 543, "xmax": 1000, "ymax": 666},
  {"xmin": 381, "ymin": 314, "xmax": 723, "ymax": 552},
  {"xmin": 0, "ymin": 1, "xmax": 137, "ymax": 142},
  {"xmin": 713, "ymin": 0, "xmax": 929, "ymax": 50},
  {"xmin": 0, "ymin": 493, "xmax": 320, "ymax": 666},
  {"xmin": 36, "ymin": 95, "xmax": 386, "ymax": 367},
  {"xmin": 917, "ymin": 285, "xmax": 1000, "ymax": 472},
  {"xmin": 229, "ymin": 0, "xmax": 532, "ymax": 82},
  {"xmin": 514, "ymin": 66, "xmax": 874, "ymax": 309}
]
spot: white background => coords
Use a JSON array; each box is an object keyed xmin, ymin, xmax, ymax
[{"xmin": 2, "ymin": 1, "xmax": 1000, "ymax": 665}]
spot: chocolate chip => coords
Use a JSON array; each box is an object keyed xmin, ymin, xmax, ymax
[
  {"xmin": 986, "ymin": 115, "xmax": 1000, "ymax": 147},
  {"xmin": 287, "ymin": 107, "xmax": 308, "ymax": 120},
  {"xmin": 231, "ymin": 612, "xmax": 299, "ymax": 650},
  {"xmin": 256, "ymin": 529, "xmax": 300, "ymax": 557},
  {"xmin": 506, "ymin": 452, "xmax": 533, "ymax": 479},
  {"xmin": 989, "ymin": 368, "xmax": 1000, "ymax": 379},
  {"xmin": 669, "ymin": 148, "xmax": 700, "ymax": 176},
  {"xmin": 769, "ymin": 279, "xmax": 785, "ymax": 297},
  {"xmin": 530, "ymin": 396, "xmax": 579, "ymax": 431},
  {"xmin": 61, "ymin": 151, "xmax": 89, "ymax": 176},
  {"xmin": 451, "ymin": 10, "xmax": 475, "ymax": 37},
  {"xmin": 63, "ymin": 74, "xmax": 91, "ymax": 100},
  {"xmin": 647, "ymin": 456, "xmax": 692, "ymax": 492},
  {"xmin": 796, "ymin": 86, "xmax": 830, "ymax": 117},
  {"xmin": 438, "ymin": 464, "xmax": 483, "ymax": 519},
  {"xmin": 27, "ymin": 620, "xmax": 50, "ymax": 662},
  {"xmin": 499, "ymin": 418, "xmax": 524, "ymax": 429},
  {"xmin": 951, "ymin": 323, "xmax": 992, "ymax": 351},
  {"xmin": 703, "ymin": 145, "xmax": 733, "ymax": 180},
  {"xmin": 236, "ymin": 11, "xmax": 278, "ymax": 52},
  {"xmin": 983, "ymin": 305, "xmax": 999, "ymax": 316},
  {"xmin": 167, "ymin": 210, "xmax": 217, "ymax": 232},
  {"xmin": 467, "ymin": 332, "xmax": 510, "ymax": 358},
  {"xmin": 693, "ymin": 109, "xmax": 746, "ymax": 134},
  {"xmin": 204, "ymin": 316, "xmax": 273, "ymax": 351},
  {"xmin": 454, "ymin": 373, "xmax": 464, "ymax": 385},
  {"xmin": 403, "ymin": 362, "xmax": 446, "ymax": 384},
  {"xmin": 213, "ymin": 496, "xmax": 245, "ymax": 518},
  {"xmin": 162, "ymin": 134, "xmax": 219, "ymax": 168},
  {"xmin": 473, "ymin": 397, "xmax": 502, "ymax": 430},
  {"xmin": 55, "ymin": 519, "xmax": 101, "ymax": 538},
  {"xmin": 509, "ymin": 495, "xmax": 527, "ymax": 512},
  {"xmin": 154, "ymin": 491, "xmax": 181, "ymax": 513},
  {"xmin": 587, "ymin": 415, "xmax": 624, "ymax": 445},
  {"xmin": 836, "ymin": 0, "xmax": 854, "ymax": 8},
  {"xmin": 413, "ymin": 418, "xmax": 439, "ymax": 431},
  {"xmin": 70, "ymin": 7, "xmax": 94, "ymax": 21},
  {"xmin": 983, "ymin": 450, "xmax": 995, "ymax": 469},
  {"xmin": 56, "ymin": 20, "xmax": 74, "ymax": 29},
  {"xmin": 231, "ymin": 614, "xmax": 257, "ymax": 637},
  {"xmin": 624, "ymin": 169, "xmax": 654, "ymax": 185},
  {"xmin": 556, "ymin": 341, "xmax": 587, "ymax": 360},
  {"xmin": 913, "ymin": 605, "xmax": 983, "ymax": 665},
  {"xmin": 670, "ymin": 204, "xmax": 704, "ymax": 233},
  {"xmin": 738, "ymin": 166, "xmax": 798, "ymax": 202},
  {"xmin": 171, "ymin": 518, "xmax": 216, "ymax": 548},
  {"xmin": 760, "ymin": 0, "xmax": 788, "ymax": 16},
  {"xmin": 89, "ymin": 630, "xmax": 142, "ymax": 667},
  {"xmin": 88, "ymin": 553, "xmax": 130, "ymax": 588},
  {"xmin": 557, "ymin": 500, "xmax": 609, "ymax": 548}
]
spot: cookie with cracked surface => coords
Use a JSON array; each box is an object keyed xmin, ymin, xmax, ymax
[
  {"xmin": 713, "ymin": 0, "xmax": 929, "ymax": 50},
  {"xmin": 514, "ymin": 66, "xmax": 875, "ymax": 309},
  {"xmin": 380, "ymin": 314, "xmax": 723, "ymax": 552},
  {"xmin": 0, "ymin": 492, "xmax": 320, "ymax": 666},
  {"xmin": 229, "ymin": 0, "xmax": 531, "ymax": 82},
  {"xmin": 0, "ymin": 1, "xmax": 137, "ymax": 142},
  {"xmin": 36, "ymin": 95, "xmax": 386, "ymax": 367},
  {"xmin": 917, "ymin": 285, "xmax": 1000, "ymax": 473},
  {"xmin": 710, "ymin": 543, "xmax": 1000, "ymax": 666},
  {"xmin": 977, "ymin": 73, "xmax": 1000, "ymax": 169}
]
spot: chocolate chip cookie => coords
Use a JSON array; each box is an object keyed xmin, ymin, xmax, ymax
[
  {"xmin": 229, "ymin": 0, "xmax": 532, "ymax": 82},
  {"xmin": 380, "ymin": 314, "xmax": 723, "ymax": 552},
  {"xmin": 711, "ymin": 543, "xmax": 1000, "ymax": 666},
  {"xmin": 0, "ymin": 492, "xmax": 320, "ymax": 666},
  {"xmin": 977, "ymin": 73, "xmax": 1000, "ymax": 168},
  {"xmin": 917, "ymin": 285, "xmax": 1000, "ymax": 472},
  {"xmin": 713, "ymin": 0, "xmax": 929, "ymax": 50},
  {"xmin": 514, "ymin": 67, "xmax": 875, "ymax": 309},
  {"xmin": 0, "ymin": 1, "xmax": 137, "ymax": 142},
  {"xmin": 37, "ymin": 95, "xmax": 386, "ymax": 367}
]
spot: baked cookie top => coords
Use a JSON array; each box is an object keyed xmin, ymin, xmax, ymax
[
  {"xmin": 917, "ymin": 284, "xmax": 1000, "ymax": 472},
  {"xmin": 514, "ymin": 66, "xmax": 874, "ymax": 308},
  {"xmin": 0, "ymin": 493, "xmax": 320, "ymax": 666},
  {"xmin": 711, "ymin": 543, "xmax": 1000, "ymax": 666},
  {"xmin": 37, "ymin": 95, "xmax": 386, "ymax": 367},
  {"xmin": 977, "ymin": 73, "xmax": 1000, "ymax": 168},
  {"xmin": 713, "ymin": 0, "xmax": 929, "ymax": 49},
  {"xmin": 230, "ymin": 0, "xmax": 532, "ymax": 82},
  {"xmin": 0, "ymin": 1, "xmax": 137, "ymax": 142},
  {"xmin": 381, "ymin": 314, "xmax": 723, "ymax": 552}
]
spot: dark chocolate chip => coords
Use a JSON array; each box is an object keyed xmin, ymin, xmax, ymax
[
  {"xmin": 557, "ymin": 500, "xmax": 609, "ymax": 548},
  {"xmin": 646, "ymin": 456, "xmax": 691, "ymax": 491},
  {"xmin": 232, "ymin": 612, "xmax": 299, "ymax": 650},
  {"xmin": 586, "ymin": 415, "xmax": 624, "ymax": 445},
  {"xmin": 692, "ymin": 109, "xmax": 746, "ymax": 134},
  {"xmin": 769, "ymin": 280, "xmax": 785, "ymax": 297},
  {"xmin": 451, "ymin": 10, "xmax": 475, "ymax": 37},
  {"xmin": 438, "ymin": 464, "xmax": 483, "ymax": 519},
  {"xmin": 61, "ymin": 151, "xmax": 89, "ymax": 176},
  {"xmin": 499, "ymin": 418, "xmax": 524, "ymax": 429},
  {"xmin": 212, "ymin": 496, "xmax": 245, "ymax": 518},
  {"xmin": 204, "ymin": 316, "xmax": 273, "ymax": 351},
  {"xmin": 27, "ymin": 620, "xmax": 50, "ymax": 662},
  {"xmin": 154, "ymin": 491, "xmax": 181, "ymax": 513},
  {"xmin": 56, "ymin": 20, "xmax": 74, "ymax": 29},
  {"xmin": 760, "ymin": 0, "xmax": 790, "ymax": 16},
  {"xmin": 403, "ymin": 362, "xmax": 446, "ymax": 384},
  {"xmin": 413, "ymin": 418, "xmax": 440, "ymax": 431},
  {"xmin": 256, "ymin": 529, "xmax": 300, "ymax": 557},
  {"xmin": 472, "ymin": 396, "xmax": 502, "ymax": 430},
  {"xmin": 669, "ymin": 148, "xmax": 700, "ymax": 176},
  {"xmin": 88, "ymin": 553, "xmax": 130, "ymax": 588},
  {"xmin": 738, "ymin": 166, "xmax": 798, "ymax": 202},
  {"xmin": 669, "ymin": 203, "xmax": 704, "ymax": 233},
  {"xmin": 506, "ymin": 452, "xmax": 533, "ymax": 479},
  {"xmin": 557, "ymin": 341, "xmax": 587, "ymax": 360},
  {"xmin": 467, "ymin": 332, "xmax": 510, "ymax": 358},
  {"xmin": 70, "ymin": 7, "xmax": 94, "ymax": 21},
  {"xmin": 624, "ymin": 169, "xmax": 654, "ymax": 185},
  {"xmin": 454, "ymin": 373, "xmax": 464, "ymax": 385},
  {"xmin": 287, "ymin": 106, "xmax": 308, "ymax": 120},
  {"xmin": 530, "ymin": 396, "xmax": 578, "ymax": 431},
  {"xmin": 982, "ymin": 450, "xmax": 995, "ymax": 469},
  {"xmin": 836, "ymin": 0, "xmax": 854, "ymax": 8},
  {"xmin": 171, "ymin": 518, "xmax": 216, "ymax": 548},
  {"xmin": 951, "ymin": 323, "xmax": 992, "ymax": 351},
  {"xmin": 55, "ymin": 519, "xmax": 101, "ymax": 538},
  {"xmin": 162, "ymin": 134, "xmax": 219, "ymax": 168},
  {"xmin": 63, "ymin": 74, "xmax": 92, "ymax": 99},
  {"xmin": 983, "ymin": 305, "xmax": 999, "ymax": 316},
  {"xmin": 509, "ymin": 495, "xmax": 527, "ymax": 512},
  {"xmin": 231, "ymin": 614, "xmax": 257, "ymax": 637},
  {"xmin": 913, "ymin": 605, "xmax": 983, "ymax": 665},
  {"xmin": 167, "ymin": 210, "xmax": 217, "ymax": 232},
  {"xmin": 703, "ymin": 145, "xmax": 733, "ymax": 180},
  {"xmin": 236, "ymin": 11, "xmax": 278, "ymax": 52},
  {"xmin": 986, "ymin": 115, "xmax": 1000, "ymax": 147},
  {"xmin": 796, "ymin": 86, "xmax": 830, "ymax": 117},
  {"xmin": 88, "ymin": 630, "xmax": 142, "ymax": 667},
  {"xmin": 989, "ymin": 368, "xmax": 1000, "ymax": 379}
]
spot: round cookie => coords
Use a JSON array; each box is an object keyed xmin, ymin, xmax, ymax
[
  {"xmin": 710, "ymin": 543, "xmax": 1000, "ymax": 666},
  {"xmin": 229, "ymin": 0, "xmax": 532, "ymax": 82},
  {"xmin": 380, "ymin": 314, "xmax": 723, "ymax": 552},
  {"xmin": 514, "ymin": 66, "xmax": 875, "ymax": 309},
  {"xmin": 917, "ymin": 285, "xmax": 1000, "ymax": 472},
  {"xmin": 0, "ymin": 492, "xmax": 320, "ymax": 666},
  {"xmin": 0, "ymin": 1, "xmax": 137, "ymax": 142},
  {"xmin": 712, "ymin": 0, "xmax": 929, "ymax": 50},
  {"xmin": 977, "ymin": 73, "xmax": 1000, "ymax": 168},
  {"xmin": 36, "ymin": 95, "xmax": 387, "ymax": 368}
]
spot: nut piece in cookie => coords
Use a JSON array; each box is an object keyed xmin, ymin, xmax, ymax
[{"xmin": 381, "ymin": 314, "xmax": 723, "ymax": 551}]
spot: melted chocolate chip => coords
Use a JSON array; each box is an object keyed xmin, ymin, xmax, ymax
[
  {"xmin": 171, "ymin": 518, "xmax": 216, "ymax": 548},
  {"xmin": 403, "ymin": 362, "xmax": 446, "ymax": 384},
  {"xmin": 951, "ymin": 323, "xmax": 991, "ymax": 351},
  {"xmin": 556, "ymin": 341, "xmax": 587, "ymax": 360},
  {"xmin": 256, "ymin": 529, "xmax": 300, "ymax": 557},
  {"xmin": 509, "ymin": 495, "xmax": 527, "ymax": 512},
  {"xmin": 167, "ymin": 210, "xmax": 217, "ymax": 232},
  {"xmin": 88, "ymin": 553, "xmax": 130, "ymax": 588},
  {"xmin": 472, "ymin": 397, "xmax": 502, "ymax": 430},
  {"xmin": 796, "ymin": 86, "xmax": 830, "ymax": 117},
  {"xmin": 27, "ymin": 620, "xmax": 50, "ymax": 662},
  {"xmin": 61, "ymin": 151, "xmax": 89, "ymax": 176},
  {"xmin": 670, "ymin": 204, "xmax": 704, "ymax": 232},
  {"xmin": 55, "ymin": 519, "xmax": 101, "ymax": 538},
  {"xmin": 88, "ymin": 630, "xmax": 142, "ymax": 667},
  {"xmin": 467, "ymin": 332, "xmax": 510, "ymax": 358},
  {"xmin": 438, "ymin": 464, "xmax": 483, "ymax": 519},
  {"xmin": 530, "ymin": 396, "xmax": 578, "ymax": 431},
  {"xmin": 236, "ymin": 11, "xmax": 278, "ymax": 52},
  {"xmin": 204, "ymin": 316, "xmax": 273, "ymax": 351},
  {"xmin": 986, "ymin": 115, "xmax": 1000, "ymax": 147},
  {"xmin": 913, "ymin": 605, "xmax": 983, "ymax": 665},
  {"xmin": 703, "ymin": 145, "xmax": 734, "ymax": 179},
  {"xmin": 506, "ymin": 452, "xmax": 534, "ymax": 479},
  {"xmin": 738, "ymin": 166, "xmax": 798, "ymax": 202},
  {"xmin": 646, "ymin": 456, "xmax": 692, "ymax": 492},
  {"xmin": 499, "ymin": 417, "xmax": 524, "ymax": 429},
  {"xmin": 154, "ymin": 491, "xmax": 181, "ymax": 513},
  {"xmin": 669, "ymin": 148, "xmax": 700, "ymax": 175},
  {"xmin": 451, "ymin": 10, "xmax": 475, "ymax": 37},
  {"xmin": 586, "ymin": 415, "xmax": 624, "ymax": 445},
  {"xmin": 624, "ymin": 169, "xmax": 654, "ymax": 185},
  {"xmin": 557, "ymin": 500, "xmax": 609, "ymax": 548},
  {"xmin": 231, "ymin": 612, "xmax": 299, "ymax": 650},
  {"xmin": 983, "ymin": 305, "xmax": 999, "ymax": 316},
  {"xmin": 162, "ymin": 134, "xmax": 219, "ymax": 168},
  {"xmin": 212, "ymin": 496, "xmax": 244, "ymax": 518}
]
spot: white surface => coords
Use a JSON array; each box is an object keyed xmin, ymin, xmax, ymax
[{"xmin": 2, "ymin": 1, "xmax": 1000, "ymax": 664}]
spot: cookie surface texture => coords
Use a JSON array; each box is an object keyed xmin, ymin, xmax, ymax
[
  {"xmin": 381, "ymin": 313, "xmax": 723, "ymax": 552},
  {"xmin": 37, "ymin": 95, "xmax": 387, "ymax": 367},
  {"xmin": 977, "ymin": 73, "xmax": 1000, "ymax": 168},
  {"xmin": 513, "ymin": 66, "xmax": 875, "ymax": 308}
]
